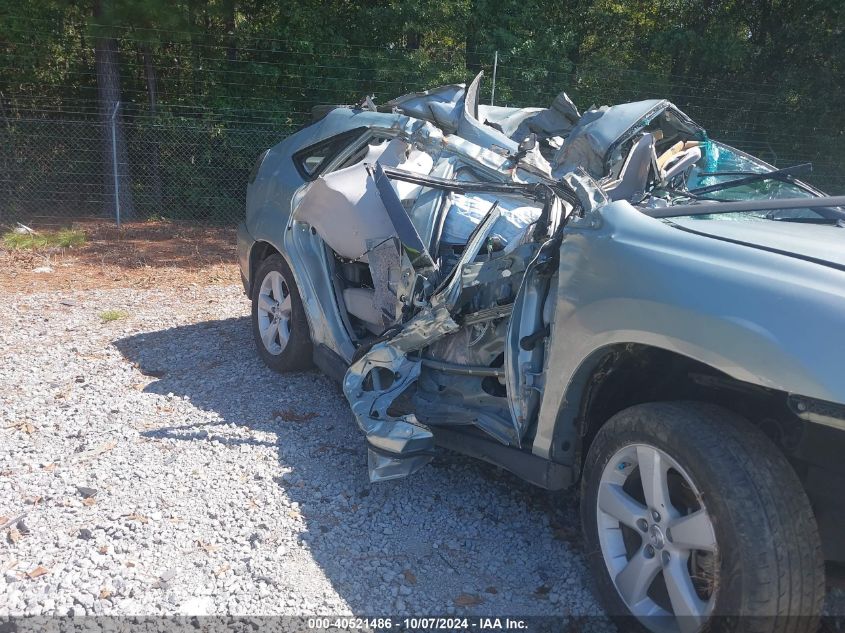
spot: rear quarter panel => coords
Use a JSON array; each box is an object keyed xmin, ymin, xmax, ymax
[{"xmin": 243, "ymin": 109, "xmax": 409, "ymax": 360}]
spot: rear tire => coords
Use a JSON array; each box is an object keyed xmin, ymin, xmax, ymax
[
  {"xmin": 580, "ymin": 401, "xmax": 824, "ymax": 633},
  {"xmin": 251, "ymin": 253, "xmax": 312, "ymax": 372}
]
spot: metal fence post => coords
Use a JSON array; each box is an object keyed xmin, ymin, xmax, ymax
[
  {"xmin": 110, "ymin": 101, "xmax": 121, "ymax": 228},
  {"xmin": 490, "ymin": 51, "xmax": 498, "ymax": 106}
]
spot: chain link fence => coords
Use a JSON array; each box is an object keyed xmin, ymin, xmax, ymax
[
  {"xmin": 2, "ymin": 30, "xmax": 843, "ymax": 227},
  {"xmin": 0, "ymin": 109, "xmax": 289, "ymax": 225}
]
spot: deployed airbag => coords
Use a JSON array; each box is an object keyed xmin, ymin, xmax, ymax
[
  {"xmin": 297, "ymin": 138, "xmax": 434, "ymax": 262},
  {"xmin": 441, "ymin": 193, "xmax": 541, "ymax": 247}
]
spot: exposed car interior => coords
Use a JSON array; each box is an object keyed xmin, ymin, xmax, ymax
[
  {"xmin": 287, "ymin": 75, "xmax": 845, "ymax": 377},
  {"xmin": 296, "ymin": 134, "xmax": 544, "ymax": 343}
]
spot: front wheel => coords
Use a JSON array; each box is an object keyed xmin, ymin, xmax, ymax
[{"xmin": 581, "ymin": 401, "xmax": 824, "ymax": 633}]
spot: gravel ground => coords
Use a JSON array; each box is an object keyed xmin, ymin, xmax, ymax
[
  {"xmin": 1, "ymin": 283, "xmax": 842, "ymax": 627},
  {"xmin": 0, "ymin": 284, "xmax": 610, "ymax": 624}
]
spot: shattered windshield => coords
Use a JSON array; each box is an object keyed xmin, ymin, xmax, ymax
[{"xmin": 683, "ymin": 142, "xmax": 822, "ymax": 221}]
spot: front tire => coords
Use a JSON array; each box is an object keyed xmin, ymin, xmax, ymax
[
  {"xmin": 251, "ymin": 253, "xmax": 312, "ymax": 372},
  {"xmin": 581, "ymin": 401, "xmax": 824, "ymax": 633}
]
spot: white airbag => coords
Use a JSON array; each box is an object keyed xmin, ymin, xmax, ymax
[
  {"xmin": 296, "ymin": 138, "xmax": 434, "ymax": 262},
  {"xmin": 440, "ymin": 193, "xmax": 541, "ymax": 246}
]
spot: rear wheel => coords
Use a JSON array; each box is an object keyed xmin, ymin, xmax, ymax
[
  {"xmin": 251, "ymin": 253, "xmax": 312, "ymax": 372},
  {"xmin": 581, "ymin": 401, "xmax": 824, "ymax": 633}
]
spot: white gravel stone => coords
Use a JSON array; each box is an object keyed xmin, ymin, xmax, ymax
[
  {"xmin": 2, "ymin": 282, "xmax": 840, "ymax": 623},
  {"xmin": 178, "ymin": 596, "xmax": 214, "ymax": 615}
]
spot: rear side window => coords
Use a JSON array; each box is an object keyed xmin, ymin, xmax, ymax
[{"xmin": 292, "ymin": 127, "xmax": 367, "ymax": 180}]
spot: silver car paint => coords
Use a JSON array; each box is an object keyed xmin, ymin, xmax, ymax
[
  {"xmin": 239, "ymin": 78, "xmax": 845, "ymax": 482},
  {"xmin": 245, "ymin": 109, "xmax": 408, "ymax": 361},
  {"xmin": 244, "ymin": 106, "xmax": 522, "ymax": 361},
  {"xmin": 531, "ymin": 196, "xmax": 845, "ymax": 461}
]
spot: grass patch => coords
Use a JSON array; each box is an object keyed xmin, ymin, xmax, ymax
[
  {"xmin": 99, "ymin": 310, "xmax": 128, "ymax": 323},
  {"xmin": 3, "ymin": 227, "xmax": 87, "ymax": 250}
]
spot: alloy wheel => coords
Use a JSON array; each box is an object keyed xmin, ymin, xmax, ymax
[
  {"xmin": 256, "ymin": 269, "xmax": 292, "ymax": 355},
  {"xmin": 596, "ymin": 443, "xmax": 718, "ymax": 633}
]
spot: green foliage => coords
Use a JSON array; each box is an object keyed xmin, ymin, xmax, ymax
[
  {"xmin": 99, "ymin": 309, "xmax": 128, "ymax": 322},
  {"xmin": 2, "ymin": 227, "xmax": 87, "ymax": 250},
  {"xmin": 0, "ymin": 0, "xmax": 842, "ymax": 225}
]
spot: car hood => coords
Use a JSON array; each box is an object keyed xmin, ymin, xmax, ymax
[{"xmin": 669, "ymin": 217, "xmax": 845, "ymax": 270}]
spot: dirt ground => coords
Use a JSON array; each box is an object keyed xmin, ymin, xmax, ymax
[{"xmin": 0, "ymin": 219, "xmax": 240, "ymax": 293}]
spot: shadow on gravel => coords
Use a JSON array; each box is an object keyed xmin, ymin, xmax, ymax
[{"xmin": 114, "ymin": 316, "xmax": 601, "ymax": 619}]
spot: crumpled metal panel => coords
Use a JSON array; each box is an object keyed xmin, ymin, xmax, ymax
[
  {"xmin": 457, "ymin": 72, "xmax": 519, "ymax": 155},
  {"xmin": 342, "ymin": 308, "xmax": 461, "ymax": 482},
  {"xmin": 367, "ymin": 237, "xmax": 403, "ymax": 328},
  {"xmin": 335, "ymin": 116, "xmax": 579, "ymax": 482},
  {"xmin": 434, "ymin": 203, "xmax": 502, "ymax": 310},
  {"xmin": 551, "ymin": 100, "xmax": 667, "ymax": 179},
  {"xmin": 254, "ymin": 71, "xmax": 845, "ymax": 499},
  {"xmin": 342, "ymin": 204, "xmax": 510, "ymax": 481},
  {"xmin": 367, "ymin": 450, "xmax": 434, "ymax": 483},
  {"xmin": 515, "ymin": 91, "xmax": 581, "ymax": 141},
  {"xmin": 386, "ymin": 83, "xmax": 466, "ymax": 134}
]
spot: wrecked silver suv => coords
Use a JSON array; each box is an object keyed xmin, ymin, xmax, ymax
[{"xmin": 237, "ymin": 73, "xmax": 845, "ymax": 632}]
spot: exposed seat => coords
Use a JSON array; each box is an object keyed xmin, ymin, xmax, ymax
[
  {"xmin": 605, "ymin": 136, "xmax": 702, "ymax": 201},
  {"xmin": 605, "ymin": 133, "xmax": 657, "ymax": 202},
  {"xmin": 659, "ymin": 143, "xmax": 701, "ymax": 183}
]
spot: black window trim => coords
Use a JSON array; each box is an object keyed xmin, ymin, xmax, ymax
[{"xmin": 292, "ymin": 126, "xmax": 369, "ymax": 181}]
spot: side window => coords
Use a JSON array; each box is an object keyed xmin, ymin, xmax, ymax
[
  {"xmin": 292, "ymin": 126, "xmax": 367, "ymax": 180},
  {"xmin": 335, "ymin": 135, "xmax": 392, "ymax": 171}
]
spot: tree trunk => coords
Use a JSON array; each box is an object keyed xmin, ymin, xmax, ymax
[
  {"xmin": 94, "ymin": 2, "xmax": 134, "ymax": 220},
  {"xmin": 0, "ymin": 92, "xmax": 14, "ymax": 223},
  {"xmin": 406, "ymin": 31, "xmax": 422, "ymax": 51},
  {"xmin": 224, "ymin": 0, "xmax": 237, "ymax": 62},
  {"xmin": 142, "ymin": 42, "xmax": 163, "ymax": 215}
]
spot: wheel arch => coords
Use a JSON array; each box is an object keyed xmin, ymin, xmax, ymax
[
  {"xmin": 539, "ymin": 341, "xmax": 845, "ymax": 563},
  {"xmin": 545, "ymin": 343, "xmax": 807, "ymax": 478},
  {"xmin": 247, "ymin": 240, "xmax": 282, "ymax": 298}
]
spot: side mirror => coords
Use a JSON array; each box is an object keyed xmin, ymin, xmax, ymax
[{"xmin": 515, "ymin": 133, "xmax": 537, "ymax": 161}]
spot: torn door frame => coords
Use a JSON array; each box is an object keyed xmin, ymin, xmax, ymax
[{"xmin": 341, "ymin": 166, "xmax": 578, "ymax": 481}]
